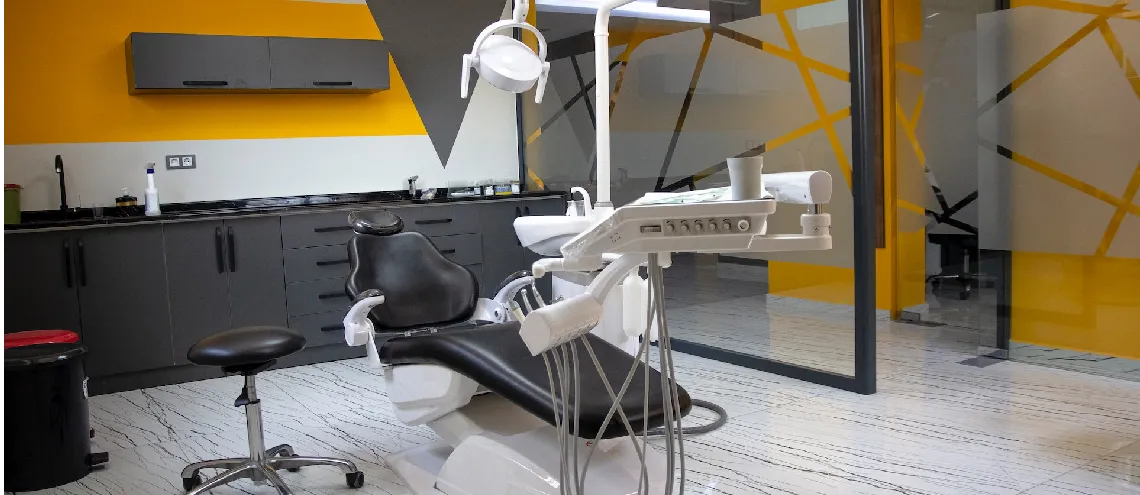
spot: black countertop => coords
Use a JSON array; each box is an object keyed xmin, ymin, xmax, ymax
[{"xmin": 6, "ymin": 189, "xmax": 566, "ymax": 232}]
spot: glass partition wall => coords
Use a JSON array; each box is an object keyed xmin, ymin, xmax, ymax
[
  {"xmin": 891, "ymin": 0, "xmax": 1140, "ymax": 380},
  {"xmin": 520, "ymin": 0, "xmax": 882, "ymax": 393}
]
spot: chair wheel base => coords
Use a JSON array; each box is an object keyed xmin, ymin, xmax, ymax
[
  {"xmin": 347, "ymin": 471, "xmax": 365, "ymax": 488},
  {"xmin": 183, "ymin": 473, "xmax": 202, "ymax": 491}
]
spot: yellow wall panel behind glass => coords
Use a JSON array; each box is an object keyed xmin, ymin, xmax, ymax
[
  {"xmin": 4, "ymin": 0, "xmax": 426, "ymax": 145},
  {"xmin": 1012, "ymin": 252, "xmax": 1140, "ymax": 359}
]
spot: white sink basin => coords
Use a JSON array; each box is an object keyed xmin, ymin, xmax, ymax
[{"xmin": 513, "ymin": 215, "xmax": 592, "ymax": 256}]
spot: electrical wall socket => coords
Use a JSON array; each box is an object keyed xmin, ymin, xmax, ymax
[{"xmin": 165, "ymin": 154, "xmax": 197, "ymax": 170}]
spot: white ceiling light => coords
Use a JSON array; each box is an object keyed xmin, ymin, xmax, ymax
[{"xmin": 462, "ymin": 0, "xmax": 551, "ymax": 103}]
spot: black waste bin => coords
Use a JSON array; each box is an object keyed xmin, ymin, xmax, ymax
[{"xmin": 5, "ymin": 343, "xmax": 107, "ymax": 492}]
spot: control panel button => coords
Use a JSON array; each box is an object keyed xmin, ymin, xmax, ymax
[
  {"xmin": 737, "ymin": 219, "xmax": 750, "ymax": 231},
  {"xmin": 722, "ymin": 220, "xmax": 732, "ymax": 232},
  {"xmin": 679, "ymin": 221, "xmax": 690, "ymax": 233},
  {"xmin": 694, "ymin": 221, "xmax": 703, "ymax": 232},
  {"xmin": 708, "ymin": 221, "xmax": 717, "ymax": 232},
  {"xmin": 665, "ymin": 222, "xmax": 676, "ymax": 233}
]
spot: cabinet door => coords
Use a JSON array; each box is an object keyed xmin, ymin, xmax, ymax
[
  {"xmin": 164, "ymin": 221, "xmax": 231, "ymax": 365},
  {"xmin": 225, "ymin": 217, "xmax": 288, "ymax": 329},
  {"xmin": 76, "ymin": 225, "xmax": 174, "ymax": 376},
  {"xmin": 268, "ymin": 37, "xmax": 389, "ymax": 91},
  {"xmin": 478, "ymin": 202, "xmax": 528, "ymax": 298},
  {"xmin": 128, "ymin": 33, "xmax": 271, "ymax": 91},
  {"xmin": 3, "ymin": 231, "xmax": 82, "ymax": 334}
]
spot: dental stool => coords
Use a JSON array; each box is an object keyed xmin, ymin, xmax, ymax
[{"xmin": 180, "ymin": 326, "xmax": 365, "ymax": 494}]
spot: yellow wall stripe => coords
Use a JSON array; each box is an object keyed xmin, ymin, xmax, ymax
[
  {"xmin": 895, "ymin": 100, "xmax": 927, "ymax": 167},
  {"xmin": 776, "ymin": 12, "xmax": 853, "ymax": 188},
  {"xmin": 760, "ymin": 42, "xmax": 851, "ymax": 82},
  {"xmin": 1004, "ymin": 148, "xmax": 1140, "ymax": 218},
  {"xmin": 1012, "ymin": 0, "xmax": 1139, "ymax": 19},
  {"xmin": 1097, "ymin": 22, "xmax": 1140, "ymax": 102},
  {"xmin": 761, "ymin": 0, "xmax": 836, "ymax": 15},
  {"xmin": 895, "ymin": 61, "xmax": 923, "ymax": 77},
  {"xmin": 1095, "ymin": 162, "xmax": 1140, "ymax": 256},
  {"xmin": 5, "ymin": 0, "xmax": 425, "ymax": 145}
]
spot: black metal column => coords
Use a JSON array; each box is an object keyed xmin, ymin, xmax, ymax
[{"xmin": 849, "ymin": 0, "xmax": 883, "ymax": 394}]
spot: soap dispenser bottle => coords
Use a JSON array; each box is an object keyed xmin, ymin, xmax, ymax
[{"xmin": 144, "ymin": 164, "xmax": 161, "ymax": 216}]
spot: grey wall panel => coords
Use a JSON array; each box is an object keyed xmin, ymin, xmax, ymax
[{"xmin": 364, "ymin": 0, "xmax": 508, "ymax": 165}]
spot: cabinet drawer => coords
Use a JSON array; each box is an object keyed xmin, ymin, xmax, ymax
[
  {"xmin": 288, "ymin": 311, "xmax": 349, "ymax": 348},
  {"xmin": 281, "ymin": 211, "xmax": 356, "ymax": 249},
  {"xmin": 286, "ymin": 278, "xmax": 351, "ymax": 316},
  {"xmin": 430, "ymin": 233, "xmax": 482, "ymax": 267},
  {"xmin": 284, "ymin": 245, "xmax": 352, "ymax": 283},
  {"xmin": 391, "ymin": 205, "xmax": 480, "ymax": 237}
]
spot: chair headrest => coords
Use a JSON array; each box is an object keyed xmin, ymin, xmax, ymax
[{"xmin": 349, "ymin": 209, "xmax": 404, "ymax": 236}]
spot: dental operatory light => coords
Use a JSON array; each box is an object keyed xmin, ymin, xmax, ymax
[{"xmin": 461, "ymin": 0, "xmax": 550, "ymax": 103}]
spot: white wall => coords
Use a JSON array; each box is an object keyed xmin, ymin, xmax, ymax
[{"xmin": 4, "ymin": 79, "xmax": 519, "ymax": 211}]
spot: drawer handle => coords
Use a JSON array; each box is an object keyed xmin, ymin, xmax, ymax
[
  {"xmin": 320, "ymin": 324, "xmax": 345, "ymax": 332},
  {"xmin": 183, "ymin": 80, "xmax": 228, "ymax": 86},
  {"xmin": 314, "ymin": 225, "xmax": 353, "ymax": 233},
  {"xmin": 440, "ymin": 249, "xmax": 456, "ymax": 255},
  {"xmin": 415, "ymin": 218, "xmax": 453, "ymax": 225},
  {"xmin": 314, "ymin": 81, "xmax": 353, "ymax": 86},
  {"xmin": 316, "ymin": 259, "xmax": 350, "ymax": 267},
  {"xmin": 318, "ymin": 291, "xmax": 349, "ymax": 300}
]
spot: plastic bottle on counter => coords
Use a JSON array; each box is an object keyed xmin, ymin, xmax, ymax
[{"xmin": 144, "ymin": 164, "xmax": 161, "ymax": 216}]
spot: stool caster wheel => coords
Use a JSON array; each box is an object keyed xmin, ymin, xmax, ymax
[
  {"xmin": 284, "ymin": 453, "xmax": 301, "ymax": 472},
  {"xmin": 346, "ymin": 471, "xmax": 365, "ymax": 488},
  {"xmin": 959, "ymin": 290, "xmax": 970, "ymax": 300},
  {"xmin": 183, "ymin": 473, "xmax": 202, "ymax": 491}
]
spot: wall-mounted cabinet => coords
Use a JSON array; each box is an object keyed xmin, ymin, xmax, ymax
[
  {"xmin": 268, "ymin": 37, "xmax": 390, "ymax": 91},
  {"xmin": 126, "ymin": 33, "xmax": 388, "ymax": 94}
]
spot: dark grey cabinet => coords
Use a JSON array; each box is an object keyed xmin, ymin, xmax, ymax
[
  {"xmin": 479, "ymin": 201, "xmax": 528, "ymax": 298},
  {"xmin": 164, "ymin": 221, "xmax": 232, "ymax": 365},
  {"xmin": 4, "ymin": 231, "xmax": 82, "ymax": 335},
  {"xmin": 268, "ymin": 37, "xmax": 389, "ymax": 91},
  {"xmin": 127, "ymin": 33, "xmax": 271, "ymax": 92},
  {"xmin": 165, "ymin": 217, "xmax": 287, "ymax": 364},
  {"xmin": 4, "ymin": 195, "xmax": 561, "ymax": 390},
  {"xmin": 75, "ymin": 225, "xmax": 174, "ymax": 377},
  {"xmin": 478, "ymin": 198, "xmax": 561, "ymax": 301},
  {"xmin": 226, "ymin": 217, "xmax": 288, "ymax": 329}
]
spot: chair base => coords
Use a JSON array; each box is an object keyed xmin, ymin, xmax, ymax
[
  {"xmin": 386, "ymin": 428, "xmax": 667, "ymax": 495},
  {"xmin": 183, "ymin": 443, "xmax": 364, "ymax": 494}
]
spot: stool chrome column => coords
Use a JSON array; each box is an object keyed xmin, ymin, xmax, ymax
[{"xmin": 180, "ymin": 327, "xmax": 365, "ymax": 494}]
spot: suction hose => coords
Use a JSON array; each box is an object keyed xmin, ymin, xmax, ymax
[{"xmin": 646, "ymin": 398, "xmax": 727, "ymax": 437}]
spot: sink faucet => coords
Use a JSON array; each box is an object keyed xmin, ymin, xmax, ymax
[{"xmin": 54, "ymin": 154, "xmax": 68, "ymax": 211}]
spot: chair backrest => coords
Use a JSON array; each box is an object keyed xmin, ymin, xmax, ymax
[{"xmin": 346, "ymin": 231, "xmax": 479, "ymax": 330}]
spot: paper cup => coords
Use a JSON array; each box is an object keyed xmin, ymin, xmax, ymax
[{"xmin": 727, "ymin": 156, "xmax": 764, "ymax": 200}]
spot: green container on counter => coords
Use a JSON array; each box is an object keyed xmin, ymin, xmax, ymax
[{"xmin": 5, "ymin": 184, "xmax": 21, "ymax": 224}]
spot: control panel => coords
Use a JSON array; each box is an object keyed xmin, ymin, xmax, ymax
[{"xmin": 655, "ymin": 217, "xmax": 756, "ymax": 236}]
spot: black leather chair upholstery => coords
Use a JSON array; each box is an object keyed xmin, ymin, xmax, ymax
[
  {"xmin": 187, "ymin": 326, "xmax": 305, "ymax": 374},
  {"xmin": 349, "ymin": 209, "xmax": 403, "ymax": 236},
  {"xmin": 346, "ymin": 209, "xmax": 690, "ymax": 440},
  {"xmin": 379, "ymin": 323, "xmax": 692, "ymax": 440},
  {"xmin": 347, "ymin": 231, "xmax": 479, "ymax": 330}
]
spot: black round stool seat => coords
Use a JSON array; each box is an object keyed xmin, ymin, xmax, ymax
[{"xmin": 188, "ymin": 327, "xmax": 306, "ymax": 371}]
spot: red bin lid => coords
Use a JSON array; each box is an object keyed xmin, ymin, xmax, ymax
[
  {"xmin": 5, "ymin": 184, "xmax": 21, "ymax": 190},
  {"xmin": 4, "ymin": 330, "xmax": 80, "ymax": 349}
]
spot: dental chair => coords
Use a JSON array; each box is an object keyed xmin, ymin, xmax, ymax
[{"xmin": 342, "ymin": 209, "xmax": 691, "ymax": 494}]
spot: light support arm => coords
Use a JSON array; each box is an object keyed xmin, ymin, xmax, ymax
[
  {"xmin": 593, "ymin": 0, "xmax": 637, "ymax": 211},
  {"xmin": 513, "ymin": 0, "xmax": 529, "ymax": 23}
]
